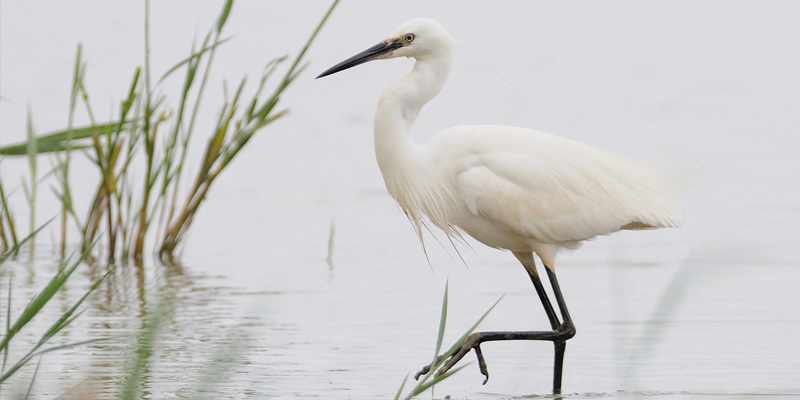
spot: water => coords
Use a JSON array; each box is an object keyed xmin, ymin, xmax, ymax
[{"xmin": 2, "ymin": 1, "xmax": 799, "ymax": 398}]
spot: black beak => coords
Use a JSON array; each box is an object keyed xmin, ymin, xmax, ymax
[{"xmin": 316, "ymin": 39, "xmax": 403, "ymax": 79}]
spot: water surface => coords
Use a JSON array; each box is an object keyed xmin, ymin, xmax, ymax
[{"xmin": 1, "ymin": 1, "xmax": 799, "ymax": 398}]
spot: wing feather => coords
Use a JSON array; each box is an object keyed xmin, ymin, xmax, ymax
[{"xmin": 439, "ymin": 126, "xmax": 682, "ymax": 244}]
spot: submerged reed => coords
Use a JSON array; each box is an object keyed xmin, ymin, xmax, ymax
[
  {"xmin": 0, "ymin": 229, "xmax": 111, "ymax": 386},
  {"xmin": 0, "ymin": 176, "xmax": 20, "ymax": 250}
]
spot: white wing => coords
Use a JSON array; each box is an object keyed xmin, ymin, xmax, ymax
[{"xmin": 430, "ymin": 126, "xmax": 683, "ymax": 244}]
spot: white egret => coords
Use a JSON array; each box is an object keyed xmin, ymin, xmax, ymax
[{"xmin": 317, "ymin": 18, "xmax": 683, "ymax": 394}]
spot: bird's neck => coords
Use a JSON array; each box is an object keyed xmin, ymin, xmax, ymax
[
  {"xmin": 372, "ymin": 54, "xmax": 455, "ymax": 231},
  {"xmin": 373, "ymin": 56, "xmax": 451, "ymax": 177}
]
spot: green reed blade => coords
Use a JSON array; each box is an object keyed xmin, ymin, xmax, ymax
[
  {"xmin": 0, "ymin": 217, "xmax": 52, "ymax": 265},
  {"xmin": 0, "ymin": 239, "xmax": 102, "ymax": 384},
  {"xmin": 0, "ymin": 121, "xmax": 131, "ymax": 155},
  {"xmin": 393, "ymin": 373, "xmax": 409, "ymax": 400},
  {"xmin": 216, "ymin": 0, "xmax": 233, "ymax": 33},
  {"xmin": 23, "ymin": 354, "xmax": 42, "ymax": 400},
  {"xmin": 407, "ymin": 364, "xmax": 468, "ymax": 399},
  {"xmin": 433, "ymin": 280, "xmax": 449, "ymax": 367}
]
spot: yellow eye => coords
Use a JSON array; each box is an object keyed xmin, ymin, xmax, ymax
[{"xmin": 405, "ymin": 34, "xmax": 415, "ymax": 43}]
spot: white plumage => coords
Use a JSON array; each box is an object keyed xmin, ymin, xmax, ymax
[
  {"xmin": 354, "ymin": 18, "xmax": 684, "ymax": 269},
  {"xmin": 429, "ymin": 126, "xmax": 682, "ymax": 264},
  {"xmin": 317, "ymin": 17, "xmax": 684, "ymax": 393}
]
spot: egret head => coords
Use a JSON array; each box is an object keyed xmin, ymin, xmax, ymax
[{"xmin": 316, "ymin": 18, "xmax": 455, "ymax": 79}]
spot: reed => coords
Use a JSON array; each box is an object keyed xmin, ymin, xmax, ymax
[
  {"xmin": 23, "ymin": 111, "xmax": 38, "ymax": 252},
  {"xmin": 394, "ymin": 282, "xmax": 503, "ymax": 399},
  {"xmin": 0, "ymin": 228, "xmax": 111, "ymax": 385},
  {"xmin": 0, "ymin": 176, "xmax": 20, "ymax": 251},
  {"xmin": 0, "ymin": 0, "xmax": 339, "ymax": 262}
]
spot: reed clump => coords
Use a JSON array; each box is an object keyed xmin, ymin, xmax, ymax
[{"xmin": 0, "ymin": 0, "xmax": 339, "ymax": 263}]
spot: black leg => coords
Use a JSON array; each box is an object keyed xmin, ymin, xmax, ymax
[
  {"xmin": 416, "ymin": 254, "xmax": 576, "ymax": 394},
  {"xmin": 514, "ymin": 252, "xmax": 560, "ymax": 329},
  {"xmin": 545, "ymin": 266, "xmax": 574, "ymax": 394},
  {"xmin": 529, "ymin": 268, "xmax": 560, "ymax": 330},
  {"xmin": 553, "ymin": 340, "xmax": 566, "ymax": 394},
  {"xmin": 546, "ymin": 267, "xmax": 573, "ymax": 328}
]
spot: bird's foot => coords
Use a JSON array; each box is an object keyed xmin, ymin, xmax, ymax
[{"xmin": 415, "ymin": 332, "xmax": 490, "ymax": 385}]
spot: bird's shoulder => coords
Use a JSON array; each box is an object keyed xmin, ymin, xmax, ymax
[
  {"xmin": 427, "ymin": 125, "xmax": 574, "ymax": 155},
  {"xmin": 425, "ymin": 124, "xmax": 622, "ymax": 181}
]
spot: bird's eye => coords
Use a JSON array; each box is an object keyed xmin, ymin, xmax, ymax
[{"xmin": 405, "ymin": 34, "xmax": 415, "ymax": 43}]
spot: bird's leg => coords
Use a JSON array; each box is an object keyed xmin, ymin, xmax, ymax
[
  {"xmin": 545, "ymin": 267, "xmax": 573, "ymax": 330},
  {"xmin": 414, "ymin": 332, "xmax": 490, "ymax": 382},
  {"xmin": 415, "ymin": 255, "xmax": 575, "ymax": 394},
  {"xmin": 529, "ymin": 265, "xmax": 561, "ymax": 329},
  {"xmin": 521, "ymin": 254, "xmax": 574, "ymax": 393},
  {"xmin": 545, "ymin": 266, "xmax": 574, "ymax": 394},
  {"xmin": 516, "ymin": 251, "xmax": 561, "ymax": 330},
  {"xmin": 416, "ymin": 326, "xmax": 576, "ymax": 393}
]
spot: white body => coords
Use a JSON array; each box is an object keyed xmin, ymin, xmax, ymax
[{"xmin": 371, "ymin": 19, "xmax": 683, "ymax": 269}]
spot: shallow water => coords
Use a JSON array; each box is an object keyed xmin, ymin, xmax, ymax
[{"xmin": 2, "ymin": 1, "xmax": 800, "ymax": 398}]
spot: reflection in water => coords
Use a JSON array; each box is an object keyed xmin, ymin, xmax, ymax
[
  {"xmin": 1, "ymin": 252, "xmax": 254, "ymax": 399},
  {"xmin": 2, "ymin": 235, "xmax": 799, "ymax": 398}
]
